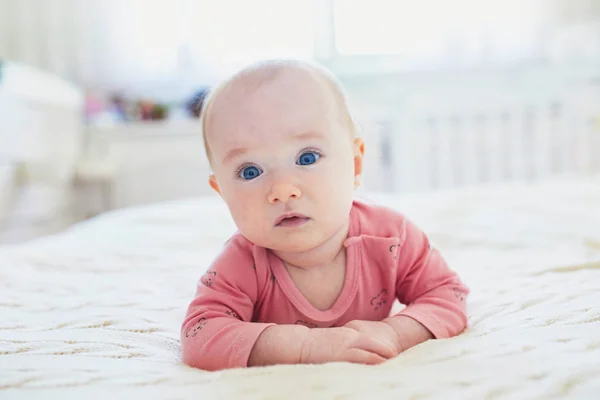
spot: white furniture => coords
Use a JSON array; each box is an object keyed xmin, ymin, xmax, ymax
[
  {"xmin": 81, "ymin": 120, "xmax": 214, "ymax": 212},
  {"xmin": 0, "ymin": 61, "xmax": 84, "ymax": 243},
  {"xmin": 0, "ymin": 176, "xmax": 598, "ymax": 398}
]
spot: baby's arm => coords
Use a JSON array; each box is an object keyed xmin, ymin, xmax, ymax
[
  {"xmin": 247, "ymin": 324, "xmax": 309, "ymax": 366},
  {"xmin": 181, "ymin": 238, "xmax": 308, "ymax": 371},
  {"xmin": 385, "ymin": 218, "xmax": 469, "ymax": 350}
]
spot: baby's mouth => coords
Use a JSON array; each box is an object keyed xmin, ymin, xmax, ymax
[{"xmin": 275, "ymin": 213, "xmax": 310, "ymax": 227}]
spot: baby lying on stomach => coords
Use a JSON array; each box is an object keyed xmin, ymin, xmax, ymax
[{"xmin": 181, "ymin": 59, "xmax": 469, "ymax": 371}]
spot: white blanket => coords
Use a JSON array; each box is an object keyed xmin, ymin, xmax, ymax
[{"xmin": 1, "ymin": 177, "xmax": 599, "ymax": 399}]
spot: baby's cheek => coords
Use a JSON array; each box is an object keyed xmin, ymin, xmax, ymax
[
  {"xmin": 321, "ymin": 173, "xmax": 354, "ymax": 209},
  {"xmin": 232, "ymin": 203, "xmax": 270, "ymax": 242},
  {"xmin": 229, "ymin": 194, "xmax": 261, "ymax": 222}
]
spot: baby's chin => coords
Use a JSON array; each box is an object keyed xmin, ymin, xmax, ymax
[
  {"xmin": 244, "ymin": 231, "xmax": 328, "ymax": 254},
  {"xmin": 268, "ymin": 241, "xmax": 321, "ymax": 254}
]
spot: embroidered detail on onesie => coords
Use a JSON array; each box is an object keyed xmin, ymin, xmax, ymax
[
  {"xmin": 201, "ymin": 270, "xmax": 217, "ymax": 287},
  {"xmin": 389, "ymin": 244, "xmax": 401, "ymax": 260},
  {"xmin": 295, "ymin": 320, "xmax": 318, "ymax": 328},
  {"xmin": 185, "ymin": 317, "xmax": 207, "ymax": 337},
  {"xmin": 225, "ymin": 308, "xmax": 242, "ymax": 320},
  {"xmin": 370, "ymin": 289, "xmax": 389, "ymax": 310},
  {"xmin": 453, "ymin": 288, "xmax": 465, "ymax": 303}
]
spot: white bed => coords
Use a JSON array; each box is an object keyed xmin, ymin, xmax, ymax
[{"xmin": 1, "ymin": 176, "xmax": 599, "ymax": 399}]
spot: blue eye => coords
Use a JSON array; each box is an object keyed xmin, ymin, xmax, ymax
[
  {"xmin": 239, "ymin": 166, "xmax": 262, "ymax": 180},
  {"xmin": 297, "ymin": 151, "xmax": 320, "ymax": 166}
]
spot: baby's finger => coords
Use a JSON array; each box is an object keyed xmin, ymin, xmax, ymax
[
  {"xmin": 353, "ymin": 335, "xmax": 398, "ymax": 359},
  {"xmin": 342, "ymin": 349, "xmax": 386, "ymax": 365}
]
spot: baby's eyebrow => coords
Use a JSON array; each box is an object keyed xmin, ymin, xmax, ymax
[
  {"xmin": 292, "ymin": 131, "xmax": 325, "ymax": 141},
  {"xmin": 222, "ymin": 147, "xmax": 248, "ymax": 164}
]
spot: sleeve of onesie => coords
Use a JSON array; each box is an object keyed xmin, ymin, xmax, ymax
[
  {"xmin": 393, "ymin": 218, "xmax": 469, "ymax": 339},
  {"xmin": 181, "ymin": 237, "xmax": 274, "ymax": 371}
]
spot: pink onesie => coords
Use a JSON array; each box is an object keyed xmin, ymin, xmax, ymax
[{"xmin": 181, "ymin": 200, "xmax": 469, "ymax": 371}]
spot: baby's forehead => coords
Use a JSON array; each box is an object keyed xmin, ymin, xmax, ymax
[
  {"xmin": 207, "ymin": 67, "xmax": 340, "ymax": 131},
  {"xmin": 219, "ymin": 65, "xmax": 335, "ymax": 107},
  {"xmin": 202, "ymin": 62, "xmax": 354, "ymax": 163}
]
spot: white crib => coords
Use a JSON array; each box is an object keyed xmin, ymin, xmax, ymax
[{"xmin": 338, "ymin": 65, "xmax": 600, "ymax": 193}]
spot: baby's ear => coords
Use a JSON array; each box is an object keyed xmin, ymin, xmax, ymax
[
  {"xmin": 353, "ymin": 138, "xmax": 365, "ymax": 188},
  {"xmin": 353, "ymin": 137, "xmax": 365, "ymax": 156},
  {"xmin": 208, "ymin": 174, "xmax": 222, "ymax": 195}
]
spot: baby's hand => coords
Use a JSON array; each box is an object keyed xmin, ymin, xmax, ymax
[
  {"xmin": 300, "ymin": 323, "xmax": 399, "ymax": 365},
  {"xmin": 343, "ymin": 319, "xmax": 403, "ymax": 354}
]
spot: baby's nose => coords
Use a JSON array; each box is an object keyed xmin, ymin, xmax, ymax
[{"xmin": 267, "ymin": 182, "xmax": 301, "ymax": 204}]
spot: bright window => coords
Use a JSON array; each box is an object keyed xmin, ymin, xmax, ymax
[
  {"xmin": 187, "ymin": 0, "xmax": 318, "ymax": 76},
  {"xmin": 333, "ymin": 0, "xmax": 547, "ymax": 64}
]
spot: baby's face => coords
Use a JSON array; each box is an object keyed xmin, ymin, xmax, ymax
[{"xmin": 205, "ymin": 68, "xmax": 363, "ymax": 253}]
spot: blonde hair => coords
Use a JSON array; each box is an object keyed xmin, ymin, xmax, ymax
[{"xmin": 199, "ymin": 59, "xmax": 358, "ymax": 167}]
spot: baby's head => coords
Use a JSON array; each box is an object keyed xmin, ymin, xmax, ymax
[{"xmin": 201, "ymin": 59, "xmax": 364, "ymax": 253}]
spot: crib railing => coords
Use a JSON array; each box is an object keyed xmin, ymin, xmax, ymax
[{"xmin": 366, "ymin": 84, "xmax": 600, "ymax": 193}]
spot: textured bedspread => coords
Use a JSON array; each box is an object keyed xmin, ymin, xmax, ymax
[{"xmin": 1, "ymin": 177, "xmax": 599, "ymax": 399}]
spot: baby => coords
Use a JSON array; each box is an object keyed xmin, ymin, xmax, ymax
[{"xmin": 181, "ymin": 59, "xmax": 469, "ymax": 371}]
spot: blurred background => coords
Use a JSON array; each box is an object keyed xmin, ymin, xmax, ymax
[{"xmin": 0, "ymin": 0, "xmax": 599, "ymax": 243}]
